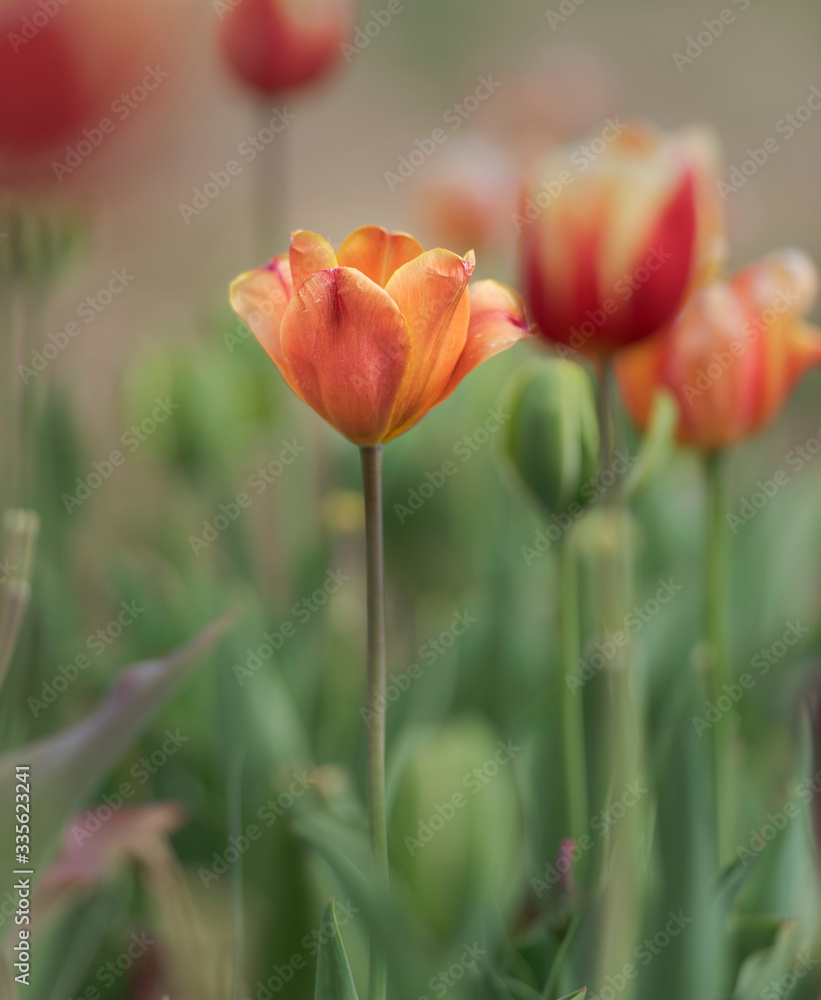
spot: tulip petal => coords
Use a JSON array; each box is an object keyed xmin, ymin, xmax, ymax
[
  {"xmin": 384, "ymin": 249, "xmax": 475, "ymax": 432},
  {"xmin": 290, "ymin": 229, "xmax": 338, "ymax": 290},
  {"xmin": 337, "ymin": 225, "xmax": 424, "ymax": 287},
  {"xmin": 229, "ymin": 254, "xmax": 294, "ymax": 374},
  {"xmin": 434, "ymin": 280, "xmax": 532, "ymax": 405},
  {"xmin": 279, "ymin": 267, "xmax": 411, "ymax": 444}
]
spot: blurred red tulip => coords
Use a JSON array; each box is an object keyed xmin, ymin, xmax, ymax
[
  {"xmin": 616, "ymin": 249, "xmax": 821, "ymax": 450},
  {"xmin": 219, "ymin": 0, "xmax": 356, "ymax": 95},
  {"xmin": 0, "ymin": 0, "xmax": 183, "ymax": 181},
  {"xmin": 230, "ymin": 225, "xmax": 532, "ymax": 444},
  {"xmin": 520, "ymin": 121, "xmax": 724, "ymax": 356}
]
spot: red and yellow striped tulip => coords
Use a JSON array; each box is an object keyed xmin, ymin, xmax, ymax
[
  {"xmin": 230, "ymin": 226, "xmax": 532, "ymax": 444},
  {"xmin": 219, "ymin": 0, "xmax": 355, "ymax": 95},
  {"xmin": 616, "ymin": 249, "xmax": 821, "ymax": 450},
  {"xmin": 520, "ymin": 121, "xmax": 724, "ymax": 356}
]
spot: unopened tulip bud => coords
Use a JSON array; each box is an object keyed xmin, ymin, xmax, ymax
[{"xmin": 504, "ymin": 358, "xmax": 599, "ymax": 518}]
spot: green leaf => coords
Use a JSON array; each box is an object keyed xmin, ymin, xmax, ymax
[
  {"xmin": 315, "ymin": 898, "xmax": 360, "ymax": 1000},
  {"xmin": 556, "ymin": 991, "xmax": 586, "ymax": 1000},
  {"xmin": 623, "ymin": 389, "xmax": 678, "ymax": 500},
  {"xmin": 0, "ymin": 612, "xmax": 235, "ymax": 942}
]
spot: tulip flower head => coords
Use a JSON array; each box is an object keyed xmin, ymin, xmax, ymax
[
  {"xmin": 616, "ymin": 249, "xmax": 821, "ymax": 450},
  {"xmin": 229, "ymin": 226, "xmax": 532, "ymax": 444},
  {"xmin": 520, "ymin": 121, "xmax": 724, "ymax": 356},
  {"xmin": 219, "ymin": 0, "xmax": 355, "ymax": 94}
]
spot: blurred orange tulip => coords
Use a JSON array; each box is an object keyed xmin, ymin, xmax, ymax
[
  {"xmin": 520, "ymin": 121, "xmax": 724, "ymax": 356},
  {"xmin": 616, "ymin": 249, "xmax": 821, "ymax": 450},
  {"xmin": 230, "ymin": 225, "xmax": 532, "ymax": 444},
  {"xmin": 219, "ymin": 0, "xmax": 355, "ymax": 95}
]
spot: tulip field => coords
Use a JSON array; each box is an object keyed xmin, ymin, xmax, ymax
[{"xmin": 2, "ymin": 0, "xmax": 821, "ymax": 998}]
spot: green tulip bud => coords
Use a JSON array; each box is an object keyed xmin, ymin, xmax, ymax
[
  {"xmin": 390, "ymin": 718, "xmax": 521, "ymax": 943},
  {"xmin": 503, "ymin": 358, "xmax": 600, "ymax": 517}
]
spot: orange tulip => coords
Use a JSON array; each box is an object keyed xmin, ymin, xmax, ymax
[
  {"xmin": 219, "ymin": 0, "xmax": 355, "ymax": 95},
  {"xmin": 229, "ymin": 226, "xmax": 532, "ymax": 444},
  {"xmin": 616, "ymin": 249, "xmax": 821, "ymax": 450},
  {"xmin": 520, "ymin": 121, "xmax": 724, "ymax": 356}
]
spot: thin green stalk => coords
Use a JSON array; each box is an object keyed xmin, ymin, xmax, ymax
[
  {"xmin": 559, "ymin": 535, "xmax": 588, "ymax": 843},
  {"xmin": 704, "ymin": 450, "xmax": 735, "ymax": 866},
  {"xmin": 360, "ymin": 445, "xmax": 388, "ymax": 1000}
]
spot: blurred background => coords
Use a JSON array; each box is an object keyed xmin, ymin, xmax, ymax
[{"xmin": 3, "ymin": 0, "xmax": 821, "ymax": 997}]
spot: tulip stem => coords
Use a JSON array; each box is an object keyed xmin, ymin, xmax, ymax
[
  {"xmin": 360, "ymin": 444, "xmax": 389, "ymax": 1000},
  {"xmin": 705, "ymin": 450, "xmax": 735, "ymax": 867},
  {"xmin": 559, "ymin": 535, "xmax": 588, "ymax": 843}
]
